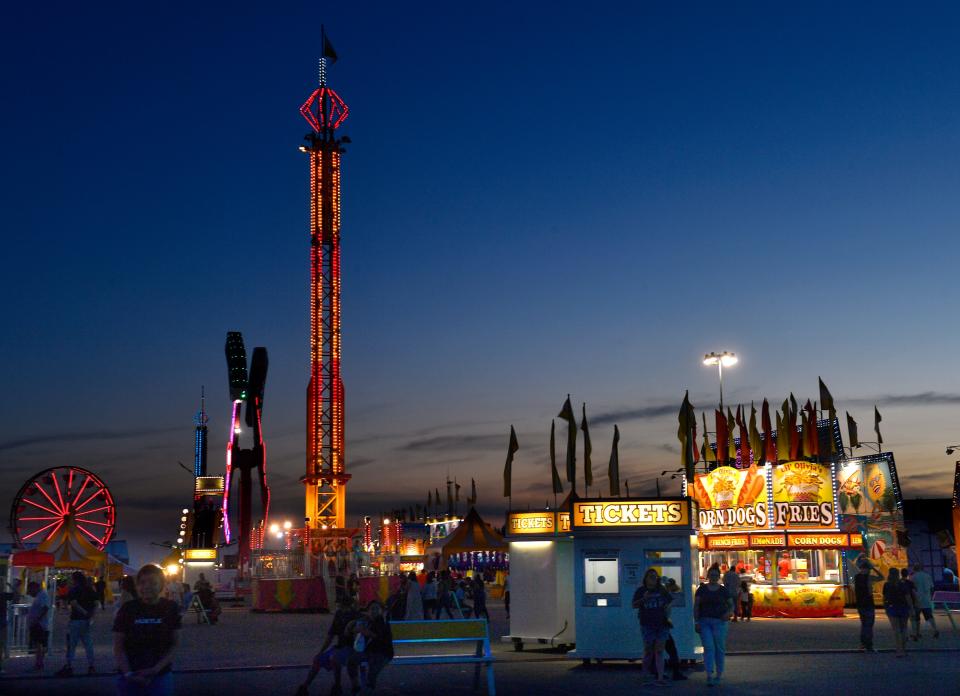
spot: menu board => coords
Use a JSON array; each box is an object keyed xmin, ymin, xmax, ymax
[
  {"xmin": 692, "ymin": 465, "xmax": 768, "ymax": 532},
  {"xmin": 772, "ymin": 461, "xmax": 836, "ymax": 529}
]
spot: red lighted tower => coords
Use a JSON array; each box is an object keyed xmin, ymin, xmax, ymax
[{"xmin": 300, "ymin": 38, "xmax": 350, "ymax": 530}]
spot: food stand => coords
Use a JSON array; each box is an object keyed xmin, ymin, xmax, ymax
[
  {"xmin": 566, "ymin": 497, "xmax": 700, "ymax": 663},
  {"xmin": 502, "ymin": 509, "xmax": 575, "ymax": 650},
  {"xmin": 693, "ymin": 457, "xmax": 905, "ymax": 616}
]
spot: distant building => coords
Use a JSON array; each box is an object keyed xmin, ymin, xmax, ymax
[{"xmin": 902, "ymin": 498, "xmax": 956, "ymax": 583}]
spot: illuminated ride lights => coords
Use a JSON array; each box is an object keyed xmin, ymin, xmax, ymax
[
  {"xmin": 9, "ymin": 466, "xmax": 116, "ymax": 549},
  {"xmin": 301, "ymin": 49, "xmax": 350, "ymax": 531}
]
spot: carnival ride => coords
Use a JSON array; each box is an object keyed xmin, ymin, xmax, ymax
[
  {"xmin": 223, "ymin": 331, "xmax": 270, "ymax": 573},
  {"xmin": 9, "ymin": 466, "xmax": 116, "ymax": 550}
]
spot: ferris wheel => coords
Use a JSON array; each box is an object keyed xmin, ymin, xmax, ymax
[{"xmin": 9, "ymin": 466, "xmax": 117, "ymax": 550}]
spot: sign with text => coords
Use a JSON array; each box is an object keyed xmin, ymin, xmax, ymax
[
  {"xmin": 705, "ymin": 534, "xmax": 750, "ymax": 550},
  {"xmin": 558, "ymin": 512, "xmax": 571, "ymax": 533},
  {"xmin": 772, "ymin": 461, "xmax": 836, "ymax": 529},
  {"xmin": 507, "ymin": 511, "xmax": 556, "ymax": 535},
  {"xmin": 572, "ymin": 499, "xmax": 690, "ymax": 529},
  {"xmin": 749, "ymin": 533, "xmax": 787, "ymax": 547},
  {"xmin": 787, "ymin": 533, "xmax": 857, "ymax": 549},
  {"xmin": 692, "ymin": 465, "xmax": 768, "ymax": 532}
]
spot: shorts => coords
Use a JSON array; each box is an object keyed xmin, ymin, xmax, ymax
[
  {"xmin": 29, "ymin": 625, "xmax": 49, "ymax": 649},
  {"xmin": 641, "ymin": 625, "xmax": 671, "ymax": 643}
]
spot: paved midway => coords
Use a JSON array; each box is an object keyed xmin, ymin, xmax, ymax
[{"xmin": 3, "ymin": 599, "xmax": 958, "ymax": 695}]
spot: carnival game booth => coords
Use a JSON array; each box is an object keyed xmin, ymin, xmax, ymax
[
  {"xmin": 566, "ymin": 497, "xmax": 700, "ymax": 663},
  {"xmin": 432, "ymin": 507, "xmax": 509, "ymax": 573},
  {"xmin": 693, "ymin": 457, "xmax": 905, "ymax": 617},
  {"xmin": 503, "ymin": 508, "xmax": 575, "ymax": 650}
]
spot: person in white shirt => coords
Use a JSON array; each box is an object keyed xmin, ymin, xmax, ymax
[
  {"xmin": 909, "ymin": 564, "xmax": 939, "ymax": 639},
  {"xmin": 27, "ymin": 581, "xmax": 50, "ymax": 672}
]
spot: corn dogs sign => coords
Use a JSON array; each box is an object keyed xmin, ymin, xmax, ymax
[{"xmin": 692, "ymin": 465, "xmax": 768, "ymax": 532}]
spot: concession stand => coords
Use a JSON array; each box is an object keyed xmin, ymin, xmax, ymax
[
  {"xmin": 693, "ymin": 458, "xmax": 903, "ymax": 617},
  {"xmin": 566, "ymin": 497, "xmax": 700, "ymax": 663},
  {"xmin": 503, "ymin": 509, "xmax": 575, "ymax": 650}
]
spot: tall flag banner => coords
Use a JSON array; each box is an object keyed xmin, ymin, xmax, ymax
[
  {"xmin": 581, "ymin": 404, "xmax": 593, "ymax": 488},
  {"xmin": 608, "ymin": 425, "xmax": 621, "ymax": 496},
  {"xmin": 435, "ymin": 488, "xmax": 441, "ymax": 510},
  {"xmin": 559, "ymin": 395, "xmax": 577, "ymax": 487},
  {"xmin": 716, "ymin": 409, "xmax": 729, "ymax": 464},
  {"xmin": 874, "ymin": 406, "xmax": 883, "ymax": 446},
  {"xmin": 692, "ymin": 410, "xmax": 700, "ymax": 464},
  {"xmin": 468, "ymin": 478, "xmax": 478, "ymax": 506},
  {"xmin": 819, "ymin": 377, "xmax": 836, "ymax": 420},
  {"xmin": 455, "ymin": 479, "xmax": 461, "ymax": 501},
  {"xmin": 625, "ymin": 479, "xmax": 630, "ymax": 497},
  {"xmin": 788, "ymin": 394, "xmax": 800, "ymax": 460},
  {"xmin": 776, "ymin": 409, "xmax": 790, "ymax": 462},
  {"xmin": 549, "ymin": 420, "xmax": 564, "ymax": 494},
  {"xmin": 321, "ymin": 26, "xmax": 339, "ymax": 64},
  {"xmin": 446, "ymin": 480, "xmax": 453, "ymax": 515},
  {"xmin": 736, "ymin": 404, "xmax": 750, "ymax": 466},
  {"xmin": 748, "ymin": 402, "xmax": 761, "ymax": 463},
  {"xmin": 846, "ymin": 412, "xmax": 860, "ymax": 449},
  {"xmin": 702, "ymin": 412, "xmax": 716, "ymax": 462},
  {"xmin": 804, "ymin": 399, "xmax": 819, "ymax": 459},
  {"xmin": 762, "ymin": 399, "xmax": 776, "ymax": 463},
  {"xmin": 678, "ymin": 392, "xmax": 697, "ymax": 481},
  {"xmin": 503, "ymin": 426, "xmax": 518, "ymax": 498},
  {"xmin": 427, "ymin": 490, "xmax": 432, "ymax": 511},
  {"xmin": 726, "ymin": 407, "xmax": 738, "ymax": 462}
]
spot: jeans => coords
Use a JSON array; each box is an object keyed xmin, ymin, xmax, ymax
[
  {"xmin": 116, "ymin": 671, "xmax": 173, "ymax": 696},
  {"xmin": 67, "ymin": 619, "xmax": 94, "ymax": 667},
  {"xmin": 699, "ymin": 618, "xmax": 728, "ymax": 675},
  {"xmin": 857, "ymin": 605, "xmax": 875, "ymax": 648}
]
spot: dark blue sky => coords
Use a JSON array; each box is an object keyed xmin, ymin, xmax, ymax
[{"xmin": 4, "ymin": 3, "xmax": 960, "ymax": 564}]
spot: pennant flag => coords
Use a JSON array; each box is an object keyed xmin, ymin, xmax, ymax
[
  {"xmin": 467, "ymin": 478, "xmax": 478, "ymax": 506},
  {"xmin": 787, "ymin": 394, "xmax": 800, "ymax": 459},
  {"xmin": 581, "ymin": 403, "xmax": 593, "ymax": 488},
  {"xmin": 761, "ymin": 399, "xmax": 776, "ymax": 463},
  {"xmin": 559, "ymin": 395, "xmax": 577, "ymax": 486},
  {"xmin": 427, "ymin": 490, "xmax": 432, "ymax": 510},
  {"xmin": 727, "ymin": 407, "xmax": 738, "ymax": 462},
  {"xmin": 608, "ymin": 425, "xmax": 621, "ymax": 496},
  {"xmin": 678, "ymin": 392, "xmax": 697, "ymax": 480},
  {"xmin": 435, "ymin": 488, "xmax": 441, "ymax": 508},
  {"xmin": 702, "ymin": 412, "xmax": 716, "ymax": 462},
  {"xmin": 846, "ymin": 412, "xmax": 859, "ymax": 449},
  {"xmin": 625, "ymin": 479, "xmax": 630, "ymax": 497},
  {"xmin": 446, "ymin": 480, "xmax": 453, "ymax": 513},
  {"xmin": 736, "ymin": 404, "xmax": 750, "ymax": 466},
  {"xmin": 776, "ymin": 409, "xmax": 790, "ymax": 462},
  {"xmin": 322, "ymin": 26, "xmax": 339, "ymax": 64},
  {"xmin": 549, "ymin": 420, "xmax": 563, "ymax": 494},
  {"xmin": 455, "ymin": 479, "xmax": 461, "ymax": 501},
  {"xmin": 748, "ymin": 402, "xmax": 761, "ymax": 463},
  {"xmin": 503, "ymin": 426, "xmax": 519, "ymax": 498},
  {"xmin": 804, "ymin": 399, "xmax": 819, "ymax": 459},
  {"xmin": 819, "ymin": 378, "xmax": 836, "ymax": 419},
  {"xmin": 692, "ymin": 410, "xmax": 700, "ymax": 464},
  {"xmin": 874, "ymin": 406, "xmax": 883, "ymax": 446},
  {"xmin": 716, "ymin": 409, "xmax": 729, "ymax": 464}
]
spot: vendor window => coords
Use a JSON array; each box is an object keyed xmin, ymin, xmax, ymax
[
  {"xmin": 584, "ymin": 557, "xmax": 619, "ymax": 594},
  {"xmin": 776, "ymin": 550, "xmax": 841, "ymax": 583}
]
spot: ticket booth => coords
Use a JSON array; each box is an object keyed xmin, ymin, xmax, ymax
[
  {"xmin": 503, "ymin": 509, "xmax": 575, "ymax": 650},
  {"xmin": 566, "ymin": 497, "xmax": 700, "ymax": 663}
]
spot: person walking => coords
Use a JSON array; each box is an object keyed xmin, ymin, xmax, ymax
[
  {"xmin": 436, "ymin": 571, "xmax": 455, "ymax": 619},
  {"xmin": 113, "ymin": 564, "xmax": 181, "ymax": 696},
  {"xmin": 883, "ymin": 567, "xmax": 912, "ymax": 658},
  {"xmin": 738, "ymin": 581, "xmax": 753, "ymax": 622},
  {"xmin": 503, "ymin": 574, "xmax": 511, "ymax": 620},
  {"xmin": 95, "ymin": 576, "xmax": 107, "ymax": 610},
  {"xmin": 421, "ymin": 572, "xmax": 438, "ymax": 620},
  {"xmin": 26, "ymin": 581, "xmax": 50, "ymax": 673},
  {"xmin": 403, "ymin": 572, "xmax": 424, "ymax": 621},
  {"xmin": 853, "ymin": 556, "xmax": 883, "ymax": 652},
  {"xmin": 722, "ymin": 565, "xmax": 740, "ymax": 622},
  {"xmin": 633, "ymin": 568, "xmax": 673, "ymax": 685},
  {"xmin": 472, "ymin": 576, "xmax": 490, "ymax": 622},
  {"xmin": 56, "ymin": 571, "xmax": 98, "ymax": 676},
  {"xmin": 909, "ymin": 564, "xmax": 939, "ymax": 639},
  {"xmin": 695, "ymin": 566, "xmax": 733, "ymax": 687},
  {"xmin": 900, "ymin": 567, "xmax": 918, "ymax": 641}
]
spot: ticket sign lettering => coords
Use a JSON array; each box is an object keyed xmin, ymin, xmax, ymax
[
  {"xmin": 706, "ymin": 535, "xmax": 750, "ymax": 550},
  {"xmin": 184, "ymin": 548, "xmax": 216, "ymax": 560},
  {"xmin": 749, "ymin": 533, "xmax": 786, "ymax": 547},
  {"xmin": 573, "ymin": 500, "xmax": 689, "ymax": 528},
  {"xmin": 558, "ymin": 512, "xmax": 571, "ymax": 533},
  {"xmin": 508, "ymin": 512, "xmax": 555, "ymax": 535},
  {"xmin": 787, "ymin": 533, "xmax": 850, "ymax": 548}
]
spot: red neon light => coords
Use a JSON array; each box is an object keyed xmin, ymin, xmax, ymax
[
  {"xmin": 21, "ymin": 519, "xmax": 62, "ymax": 541},
  {"xmin": 52, "ymin": 474, "xmax": 66, "ymax": 511},
  {"xmin": 21, "ymin": 499, "xmax": 61, "ymax": 516},
  {"xmin": 76, "ymin": 524, "xmax": 105, "ymax": 546},
  {"xmin": 72, "ymin": 475, "xmax": 91, "ymax": 507},
  {"xmin": 34, "ymin": 482, "xmax": 63, "ymax": 514},
  {"xmin": 75, "ymin": 487, "xmax": 103, "ymax": 513},
  {"xmin": 300, "ymin": 86, "xmax": 349, "ymax": 132}
]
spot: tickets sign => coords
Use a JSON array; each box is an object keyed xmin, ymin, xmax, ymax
[
  {"xmin": 507, "ymin": 512, "xmax": 556, "ymax": 535},
  {"xmin": 572, "ymin": 500, "xmax": 690, "ymax": 528},
  {"xmin": 772, "ymin": 461, "xmax": 836, "ymax": 529},
  {"xmin": 692, "ymin": 465, "xmax": 768, "ymax": 532}
]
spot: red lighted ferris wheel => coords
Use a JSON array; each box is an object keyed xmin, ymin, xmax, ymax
[{"xmin": 9, "ymin": 466, "xmax": 117, "ymax": 550}]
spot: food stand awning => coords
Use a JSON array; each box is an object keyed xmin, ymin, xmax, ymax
[
  {"xmin": 37, "ymin": 519, "xmax": 108, "ymax": 570},
  {"xmin": 439, "ymin": 507, "xmax": 507, "ymax": 557}
]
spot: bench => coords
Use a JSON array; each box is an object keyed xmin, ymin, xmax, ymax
[
  {"xmin": 932, "ymin": 591, "xmax": 960, "ymax": 632},
  {"xmin": 390, "ymin": 619, "xmax": 496, "ymax": 695}
]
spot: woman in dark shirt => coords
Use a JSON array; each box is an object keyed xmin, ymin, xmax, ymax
[
  {"xmin": 883, "ymin": 568, "xmax": 912, "ymax": 657},
  {"xmin": 346, "ymin": 601, "xmax": 394, "ymax": 692},
  {"xmin": 694, "ymin": 566, "xmax": 733, "ymax": 687}
]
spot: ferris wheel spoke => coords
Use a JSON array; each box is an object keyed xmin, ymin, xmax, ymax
[
  {"xmin": 34, "ymin": 483, "xmax": 64, "ymax": 515},
  {"xmin": 22, "ymin": 498, "xmax": 61, "ymax": 516},
  {"xmin": 19, "ymin": 515, "xmax": 62, "ymax": 521},
  {"xmin": 51, "ymin": 473, "xmax": 67, "ymax": 511},
  {"xmin": 76, "ymin": 504, "xmax": 111, "ymax": 516},
  {"xmin": 76, "ymin": 523, "xmax": 105, "ymax": 547},
  {"xmin": 75, "ymin": 487, "xmax": 103, "ymax": 513},
  {"xmin": 67, "ymin": 468, "xmax": 75, "ymax": 492},
  {"xmin": 21, "ymin": 519, "xmax": 63, "ymax": 541},
  {"xmin": 71, "ymin": 475, "xmax": 92, "ymax": 507},
  {"xmin": 75, "ymin": 518, "xmax": 111, "ymax": 527}
]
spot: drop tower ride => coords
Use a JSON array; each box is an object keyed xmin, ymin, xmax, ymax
[{"xmin": 300, "ymin": 41, "xmax": 350, "ymax": 531}]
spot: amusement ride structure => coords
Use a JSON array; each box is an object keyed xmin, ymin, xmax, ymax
[{"xmin": 300, "ymin": 40, "xmax": 350, "ymax": 532}]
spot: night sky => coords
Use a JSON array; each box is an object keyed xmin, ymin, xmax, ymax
[{"xmin": 4, "ymin": 3, "xmax": 960, "ymax": 565}]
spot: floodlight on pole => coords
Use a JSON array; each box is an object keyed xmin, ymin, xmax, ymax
[{"xmin": 703, "ymin": 351, "xmax": 738, "ymax": 410}]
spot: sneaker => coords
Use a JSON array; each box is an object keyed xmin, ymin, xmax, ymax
[{"xmin": 54, "ymin": 665, "xmax": 73, "ymax": 677}]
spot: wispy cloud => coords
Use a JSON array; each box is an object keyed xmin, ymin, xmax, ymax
[
  {"xmin": 0, "ymin": 427, "xmax": 181, "ymax": 453},
  {"xmin": 592, "ymin": 404, "xmax": 676, "ymax": 426},
  {"xmin": 399, "ymin": 434, "xmax": 503, "ymax": 452}
]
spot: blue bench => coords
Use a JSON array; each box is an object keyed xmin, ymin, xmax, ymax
[
  {"xmin": 932, "ymin": 590, "xmax": 960, "ymax": 632},
  {"xmin": 390, "ymin": 619, "xmax": 495, "ymax": 694}
]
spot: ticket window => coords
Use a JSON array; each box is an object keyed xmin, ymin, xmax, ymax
[
  {"xmin": 584, "ymin": 555, "xmax": 620, "ymax": 606},
  {"xmin": 646, "ymin": 550, "xmax": 685, "ymax": 607}
]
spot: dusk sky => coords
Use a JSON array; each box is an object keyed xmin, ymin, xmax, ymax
[{"xmin": 4, "ymin": 2, "xmax": 960, "ymax": 565}]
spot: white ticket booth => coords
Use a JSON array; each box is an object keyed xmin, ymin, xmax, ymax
[
  {"xmin": 566, "ymin": 497, "xmax": 701, "ymax": 664},
  {"xmin": 502, "ymin": 510, "xmax": 576, "ymax": 650}
]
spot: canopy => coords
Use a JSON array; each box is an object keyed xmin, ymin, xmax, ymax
[
  {"xmin": 37, "ymin": 518, "xmax": 108, "ymax": 571},
  {"xmin": 10, "ymin": 549, "xmax": 56, "ymax": 567},
  {"xmin": 438, "ymin": 507, "xmax": 507, "ymax": 557}
]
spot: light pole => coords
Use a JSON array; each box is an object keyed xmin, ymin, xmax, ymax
[{"xmin": 703, "ymin": 351, "xmax": 738, "ymax": 411}]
